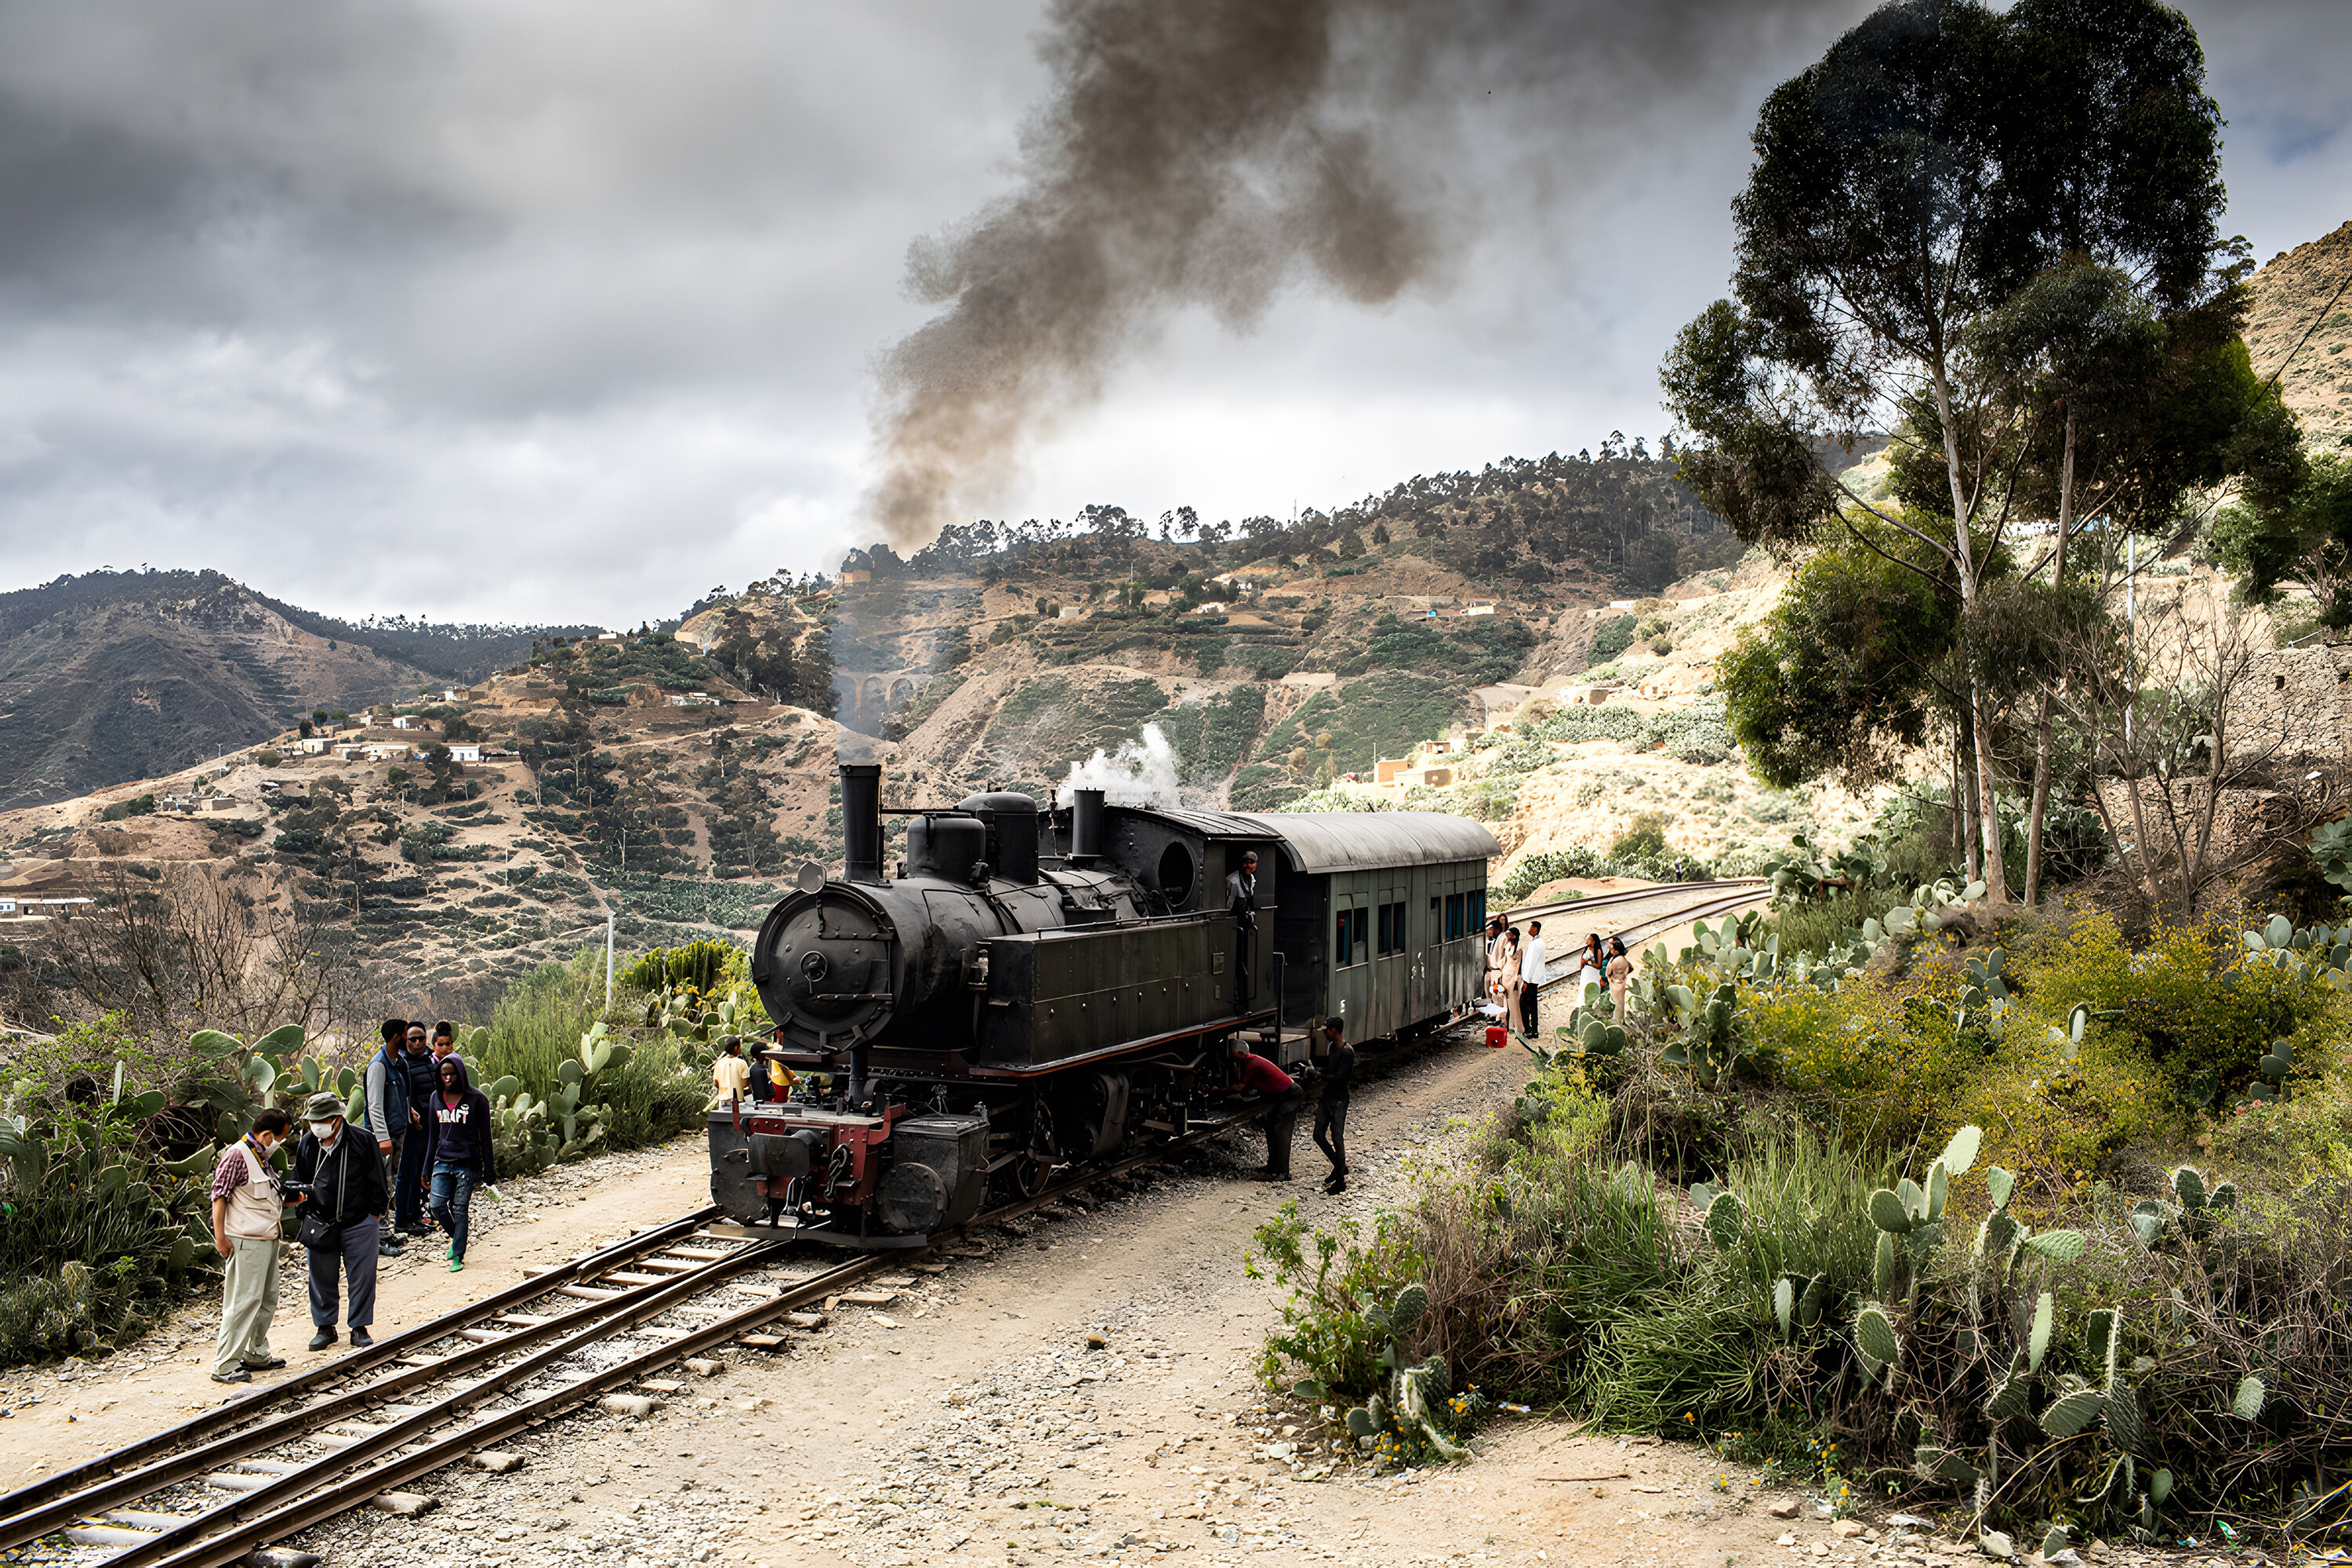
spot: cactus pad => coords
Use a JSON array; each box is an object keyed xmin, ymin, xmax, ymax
[
  {"xmin": 2172, "ymin": 1167, "xmax": 2206, "ymax": 1210},
  {"xmin": 1936, "ymin": 1125, "xmax": 1983, "ymax": 1178},
  {"xmin": 1854, "ymin": 1302, "xmax": 1900, "ymax": 1367},
  {"xmin": 1345, "ymin": 1406, "xmax": 1377, "ymax": 1437},
  {"xmin": 2233, "ymin": 1374, "xmax": 2265, "ymax": 1420},
  {"xmin": 1798, "ymin": 1272, "xmax": 1831, "ymax": 1329},
  {"xmin": 2028, "ymin": 1291, "xmax": 2055, "ymax": 1371},
  {"xmin": 2106, "ymin": 1379, "xmax": 2147, "ymax": 1454},
  {"xmin": 1868, "ymin": 1188, "xmax": 1913, "ymax": 1234},
  {"xmin": 2024, "ymin": 1229, "xmax": 2087, "ymax": 1264},
  {"xmin": 2041, "ymin": 1384, "xmax": 2106, "ymax": 1438},
  {"xmin": 1392, "ymin": 1283, "xmax": 1429, "ymax": 1333},
  {"xmin": 1984, "ymin": 1165, "xmax": 2016, "ymax": 1210}
]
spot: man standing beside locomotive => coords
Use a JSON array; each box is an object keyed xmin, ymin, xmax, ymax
[
  {"xmin": 1231, "ymin": 1040, "xmax": 1302, "ymax": 1181},
  {"xmin": 1312, "ymin": 1016, "xmax": 1354, "ymax": 1193},
  {"xmin": 1225, "ymin": 850, "xmax": 1258, "ymax": 1008}
]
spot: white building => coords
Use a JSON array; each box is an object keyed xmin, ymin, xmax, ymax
[{"xmin": 448, "ymin": 743, "xmax": 484, "ymax": 763}]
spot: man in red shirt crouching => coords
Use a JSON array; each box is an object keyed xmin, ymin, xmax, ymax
[{"xmin": 1230, "ymin": 1040, "xmax": 1304, "ymax": 1181}]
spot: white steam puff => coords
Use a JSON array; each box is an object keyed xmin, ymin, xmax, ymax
[{"xmin": 1058, "ymin": 723, "xmax": 1182, "ymax": 808}]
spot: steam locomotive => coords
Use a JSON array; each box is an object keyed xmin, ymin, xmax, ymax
[{"xmin": 706, "ymin": 762, "xmax": 1498, "ymax": 1247}]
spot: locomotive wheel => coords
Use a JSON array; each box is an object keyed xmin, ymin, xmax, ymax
[{"xmin": 1014, "ymin": 1104, "xmax": 1059, "ymax": 1199}]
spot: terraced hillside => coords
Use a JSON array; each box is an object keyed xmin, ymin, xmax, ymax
[{"xmin": 0, "ymin": 570, "xmax": 598, "ymax": 811}]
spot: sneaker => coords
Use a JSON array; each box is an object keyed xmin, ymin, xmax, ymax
[
  {"xmin": 307, "ymin": 1330, "xmax": 337, "ymax": 1352},
  {"xmin": 1254, "ymin": 1169, "xmax": 1293, "ymax": 1182},
  {"xmin": 210, "ymin": 1368, "xmax": 251, "ymax": 1385},
  {"xmin": 241, "ymin": 1355, "xmax": 287, "ymax": 1371},
  {"xmin": 449, "ymin": 1258, "xmax": 465, "ymax": 1273},
  {"xmin": 1324, "ymin": 1178, "xmax": 1348, "ymax": 1194},
  {"xmin": 445, "ymin": 1244, "xmax": 456, "ymax": 1261},
  {"xmin": 379, "ymin": 1237, "xmax": 405, "ymax": 1255},
  {"xmin": 350, "ymin": 1328, "xmax": 375, "ymax": 1348}
]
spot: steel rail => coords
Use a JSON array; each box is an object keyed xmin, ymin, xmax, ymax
[
  {"xmin": 136, "ymin": 1248, "xmax": 877, "ymax": 1568},
  {"xmin": 1526, "ymin": 886, "xmax": 1773, "ymax": 1002},
  {"xmin": 13, "ymin": 1101, "xmax": 1283, "ymax": 1568},
  {"xmin": 1504, "ymin": 876, "xmax": 1766, "ymax": 925},
  {"xmin": 0, "ymin": 1220, "xmax": 764, "ymax": 1551},
  {"xmin": 0, "ymin": 1206, "xmax": 720, "ymax": 1526}
]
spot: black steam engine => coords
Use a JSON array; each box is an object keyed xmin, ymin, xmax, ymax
[{"xmin": 707, "ymin": 760, "xmax": 1496, "ymax": 1247}]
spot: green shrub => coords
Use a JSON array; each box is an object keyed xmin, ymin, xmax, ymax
[
  {"xmin": 1588, "ymin": 614, "xmax": 1636, "ymax": 663},
  {"xmin": 1610, "ymin": 812, "xmax": 1669, "ymax": 862},
  {"xmin": 1769, "ymin": 890, "xmax": 1900, "ymax": 960}
]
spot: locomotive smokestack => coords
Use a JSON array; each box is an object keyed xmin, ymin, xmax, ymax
[
  {"xmin": 840, "ymin": 762, "xmax": 884, "ymax": 884},
  {"xmin": 1069, "ymin": 788, "xmax": 1106, "ymax": 864}
]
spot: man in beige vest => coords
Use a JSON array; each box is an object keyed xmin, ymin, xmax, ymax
[{"xmin": 209, "ymin": 1108, "xmax": 292, "ymax": 1383}]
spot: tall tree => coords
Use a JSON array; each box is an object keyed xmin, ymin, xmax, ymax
[{"xmin": 1662, "ymin": 0, "xmax": 2230, "ymax": 902}]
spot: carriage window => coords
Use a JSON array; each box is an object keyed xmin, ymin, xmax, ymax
[
  {"xmin": 1468, "ymin": 889, "xmax": 1486, "ymax": 930},
  {"xmin": 1445, "ymin": 893, "xmax": 1464, "ymax": 940},
  {"xmin": 1377, "ymin": 901, "xmax": 1405, "ymax": 956},
  {"xmin": 1337, "ymin": 906, "xmax": 1369, "ymax": 966}
]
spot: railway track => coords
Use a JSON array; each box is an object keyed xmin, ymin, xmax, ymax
[
  {"xmin": 0, "ymin": 1101, "xmax": 1282, "ymax": 1568},
  {"xmin": 1504, "ymin": 875, "xmax": 1767, "ymax": 927},
  {"xmin": 1515, "ymin": 878, "xmax": 1776, "ymax": 1006}
]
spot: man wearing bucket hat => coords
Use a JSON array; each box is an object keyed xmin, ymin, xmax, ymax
[{"xmin": 289, "ymin": 1091, "xmax": 388, "ymax": 1352}]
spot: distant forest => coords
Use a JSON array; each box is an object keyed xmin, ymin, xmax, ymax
[{"xmin": 840, "ymin": 435, "xmax": 1740, "ymax": 592}]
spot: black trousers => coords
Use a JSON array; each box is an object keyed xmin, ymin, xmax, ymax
[
  {"xmin": 1313, "ymin": 1098, "xmax": 1348, "ymax": 1177},
  {"xmin": 1261, "ymin": 1087, "xmax": 1304, "ymax": 1176},
  {"xmin": 1520, "ymin": 984, "xmax": 1540, "ymax": 1036}
]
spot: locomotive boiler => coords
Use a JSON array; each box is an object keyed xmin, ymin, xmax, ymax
[{"xmin": 708, "ymin": 761, "xmax": 1499, "ymax": 1247}]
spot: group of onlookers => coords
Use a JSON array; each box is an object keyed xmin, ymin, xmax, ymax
[
  {"xmin": 208, "ymin": 1017, "xmax": 499, "ymax": 1385},
  {"xmin": 1484, "ymin": 915, "xmax": 1629, "ymax": 1040}
]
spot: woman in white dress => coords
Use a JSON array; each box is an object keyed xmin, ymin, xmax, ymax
[{"xmin": 1578, "ymin": 934, "xmax": 1606, "ymax": 1008}]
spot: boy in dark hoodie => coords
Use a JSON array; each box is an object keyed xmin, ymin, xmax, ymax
[{"xmin": 423, "ymin": 1054, "xmax": 497, "ymax": 1271}]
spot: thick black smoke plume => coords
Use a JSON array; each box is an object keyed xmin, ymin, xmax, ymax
[{"xmin": 868, "ymin": 0, "xmax": 1862, "ymax": 546}]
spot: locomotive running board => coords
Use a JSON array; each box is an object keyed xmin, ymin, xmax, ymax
[{"xmin": 706, "ymin": 1218, "xmax": 931, "ymax": 1251}]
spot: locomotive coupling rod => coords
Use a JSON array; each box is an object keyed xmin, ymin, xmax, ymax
[{"xmin": 0, "ymin": 1207, "xmax": 722, "ymax": 1528}]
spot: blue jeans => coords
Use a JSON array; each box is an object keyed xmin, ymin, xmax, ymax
[{"xmin": 429, "ymin": 1164, "xmax": 478, "ymax": 1260}]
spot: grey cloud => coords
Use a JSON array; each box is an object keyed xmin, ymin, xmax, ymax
[{"xmin": 0, "ymin": 1, "xmax": 2343, "ymax": 626}]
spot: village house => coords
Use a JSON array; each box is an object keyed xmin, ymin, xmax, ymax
[{"xmin": 448, "ymin": 742, "xmax": 484, "ymax": 763}]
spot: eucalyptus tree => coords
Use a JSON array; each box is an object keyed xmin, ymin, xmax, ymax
[{"xmin": 1662, "ymin": 0, "xmax": 2230, "ymax": 902}]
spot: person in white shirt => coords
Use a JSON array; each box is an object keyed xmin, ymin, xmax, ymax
[{"xmin": 1519, "ymin": 920, "xmax": 1549, "ymax": 1039}]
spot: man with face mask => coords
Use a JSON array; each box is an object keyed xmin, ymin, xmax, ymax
[
  {"xmin": 291, "ymin": 1091, "xmax": 388, "ymax": 1352},
  {"xmin": 208, "ymin": 1108, "xmax": 293, "ymax": 1383}
]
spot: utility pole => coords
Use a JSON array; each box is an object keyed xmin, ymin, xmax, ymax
[{"xmin": 604, "ymin": 910, "xmax": 615, "ymax": 1016}]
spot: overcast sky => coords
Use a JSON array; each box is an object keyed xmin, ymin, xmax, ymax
[{"xmin": 0, "ymin": 0, "xmax": 2344, "ymax": 628}]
